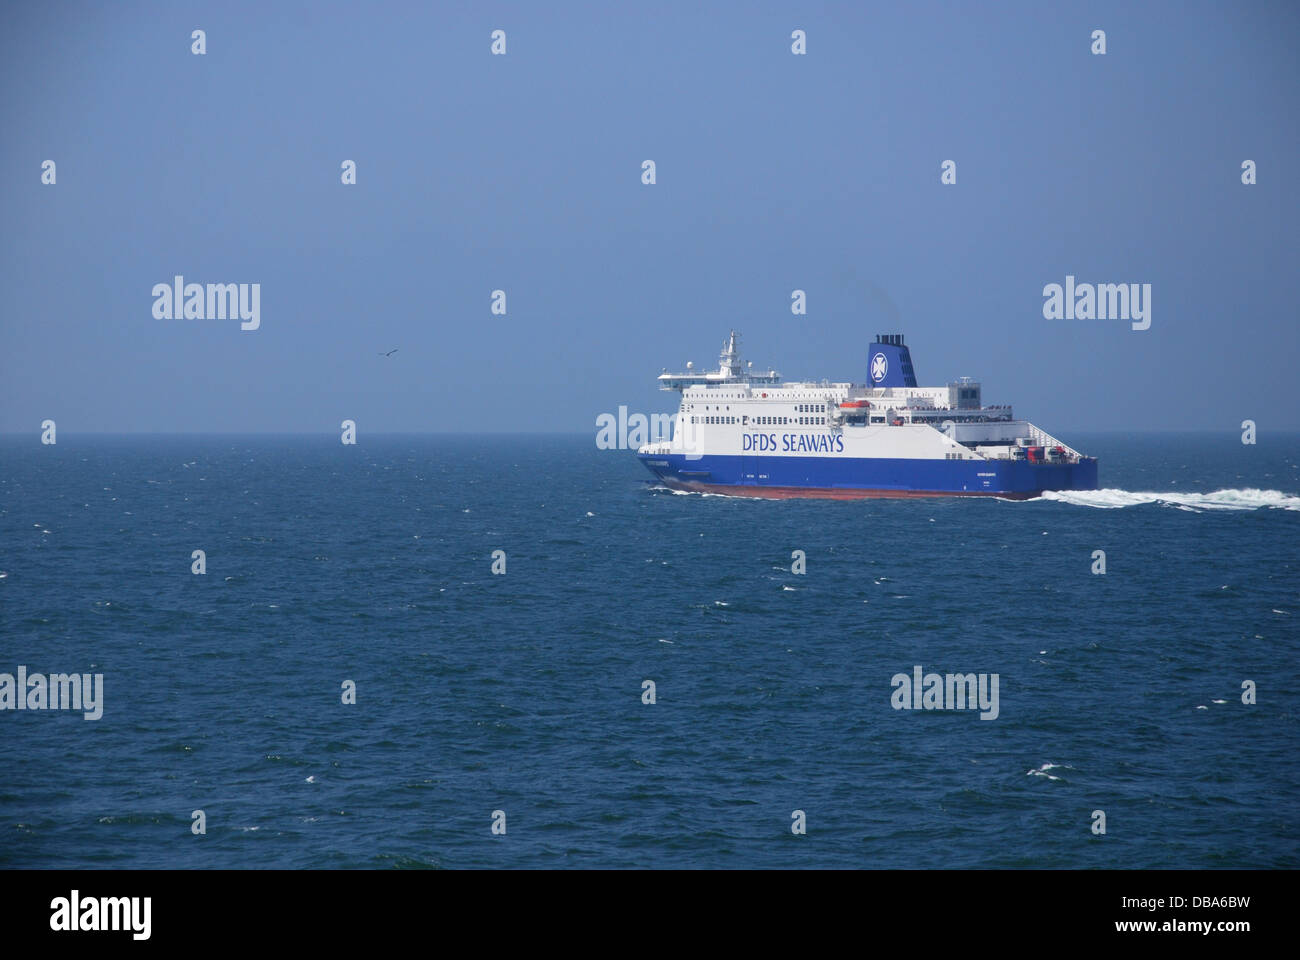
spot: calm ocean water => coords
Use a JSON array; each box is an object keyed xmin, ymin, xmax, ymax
[{"xmin": 1, "ymin": 433, "xmax": 1297, "ymax": 869}]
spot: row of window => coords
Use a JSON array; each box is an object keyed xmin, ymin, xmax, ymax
[
  {"xmin": 692, "ymin": 415, "xmax": 831, "ymax": 427},
  {"xmin": 687, "ymin": 413, "xmax": 926, "ymax": 430},
  {"xmin": 694, "ymin": 401, "xmax": 833, "ymax": 413}
]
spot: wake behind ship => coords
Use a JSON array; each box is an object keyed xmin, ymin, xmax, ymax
[{"xmin": 637, "ymin": 332, "xmax": 1098, "ymax": 499}]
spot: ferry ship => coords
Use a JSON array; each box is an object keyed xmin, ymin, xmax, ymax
[{"xmin": 636, "ymin": 332, "xmax": 1098, "ymax": 499}]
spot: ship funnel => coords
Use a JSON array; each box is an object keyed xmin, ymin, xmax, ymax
[{"xmin": 867, "ymin": 334, "xmax": 917, "ymax": 388}]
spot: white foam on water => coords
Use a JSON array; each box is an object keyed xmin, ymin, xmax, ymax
[
  {"xmin": 1032, "ymin": 488, "xmax": 1300, "ymax": 511},
  {"xmin": 648, "ymin": 484, "xmax": 1300, "ymax": 510},
  {"xmin": 648, "ymin": 485, "xmax": 774, "ymax": 500}
]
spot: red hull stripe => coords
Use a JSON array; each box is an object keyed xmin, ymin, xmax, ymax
[{"xmin": 658, "ymin": 480, "xmax": 1038, "ymax": 501}]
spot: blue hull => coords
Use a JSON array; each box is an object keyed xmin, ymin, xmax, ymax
[{"xmin": 638, "ymin": 452, "xmax": 1099, "ymax": 499}]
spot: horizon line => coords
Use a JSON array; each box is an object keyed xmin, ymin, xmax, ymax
[{"xmin": 3, "ymin": 429, "xmax": 1296, "ymax": 438}]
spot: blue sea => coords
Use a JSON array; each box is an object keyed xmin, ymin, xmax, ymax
[{"xmin": 1, "ymin": 433, "xmax": 1297, "ymax": 869}]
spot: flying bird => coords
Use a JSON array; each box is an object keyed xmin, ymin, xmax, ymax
[{"xmin": 379, "ymin": 348, "xmax": 399, "ymax": 357}]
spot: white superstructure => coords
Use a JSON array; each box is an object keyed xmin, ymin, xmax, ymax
[{"xmin": 641, "ymin": 331, "xmax": 1083, "ymax": 466}]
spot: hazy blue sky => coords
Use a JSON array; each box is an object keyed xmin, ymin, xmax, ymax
[{"xmin": 2, "ymin": 0, "xmax": 1296, "ymax": 434}]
